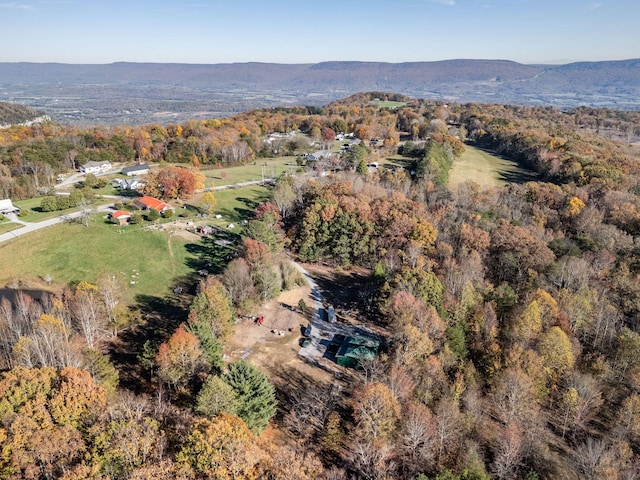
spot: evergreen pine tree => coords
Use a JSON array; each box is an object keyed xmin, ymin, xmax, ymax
[{"xmin": 222, "ymin": 361, "xmax": 276, "ymax": 434}]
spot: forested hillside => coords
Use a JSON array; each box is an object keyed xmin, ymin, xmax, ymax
[
  {"xmin": 0, "ymin": 93, "xmax": 639, "ymax": 479},
  {"xmin": 0, "ymin": 102, "xmax": 45, "ymax": 127}
]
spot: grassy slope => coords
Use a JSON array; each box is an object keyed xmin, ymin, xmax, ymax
[
  {"xmin": 0, "ymin": 215, "xmax": 197, "ymax": 303},
  {"xmin": 448, "ymin": 144, "xmax": 537, "ymax": 189},
  {"xmin": 1, "ymin": 184, "xmax": 271, "ymax": 303},
  {"xmin": 369, "ymin": 100, "xmax": 407, "ymax": 109}
]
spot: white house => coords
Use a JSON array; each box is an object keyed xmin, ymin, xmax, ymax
[
  {"xmin": 113, "ymin": 177, "xmax": 144, "ymax": 191},
  {"xmin": 122, "ymin": 164, "xmax": 150, "ymax": 176},
  {"xmin": 80, "ymin": 161, "xmax": 112, "ymax": 174},
  {"xmin": 0, "ymin": 199, "xmax": 19, "ymax": 215}
]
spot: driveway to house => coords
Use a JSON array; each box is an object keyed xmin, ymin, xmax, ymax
[
  {"xmin": 292, "ymin": 261, "xmax": 376, "ymax": 362},
  {"xmin": 55, "ymin": 168, "xmax": 121, "ymax": 190}
]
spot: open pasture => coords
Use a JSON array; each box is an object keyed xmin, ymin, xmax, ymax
[{"xmin": 448, "ymin": 144, "xmax": 537, "ymax": 188}]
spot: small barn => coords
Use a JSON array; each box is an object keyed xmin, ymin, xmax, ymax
[
  {"xmin": 110, "ymin": 210, "xmax": 132, "ymax": 225},
  {"xmin": 335, "ymin": 335, "xmax": 380, "ymax": 369}
]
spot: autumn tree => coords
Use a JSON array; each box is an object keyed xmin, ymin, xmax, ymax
[
  {"xmin": 243, "ymin": 208, "xmax": 285, "ymax": 253},
  {"xmin": 537, "ymin": 326, "xmax": 576, "ymax": 387},
  {"xmin": 90, "ymin": 397, "xmax": 163, "ymax": 478},
  {"xmin": 259, "ymin": 441, "xmax": 325, "ymax": 480},
  {"xmin": 145, "ymin": 165, "xmax": 198, "ymax": 199},
  {"xmin": 176, "ymin": 414, "xmax": 265, "ymax": 479},
  {"xmin": 489, "ymin": 220, "xmax": 555, "ymax": 286},
  {"xmin": 202, "ymin": 190, "xmax": 217, "ymax": 214},
  {"xmin": 353, "ymin": 382, "xmax": 401, "ymax": 441},
  {"xmin": 49, "ymin": 366, "xmax": 107, "ymax": 427},
  {"xmin": 0, "ymin": 366, "xmax": 105, "ymax": 479},
  {"xmin": 155, "ymin": 324, "xmax": 207, "ymax": 390},
  {"xmin": 188, "ymin": 278, "xmax": 234, "ymax": 371},
  {"xmin": 83, "ymin": 348, "xmax": 119, "ymax": 396}
]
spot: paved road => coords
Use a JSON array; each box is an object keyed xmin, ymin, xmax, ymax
[
  {"xmin": 0, "ymin": 178, "xmax": 273, "ymax": 245},
  {"xmin": 0, "ymin": 204, "xmax": 113, "ymax": 244},
  {"xmin": 205, "ymin": 178, "xmax": 275, "ymax": 192}
]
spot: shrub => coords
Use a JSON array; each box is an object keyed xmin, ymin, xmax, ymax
[{"xmin": 147, "ymin": 208, "xmax": 160, "ymax": 221}]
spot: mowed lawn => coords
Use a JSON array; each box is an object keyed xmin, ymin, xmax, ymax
[
  {"xmin": 448, "ymin": 144, "xmax": 537, "ymax": 189},
  {"xmin": 201, "ymin": 157, "xmax": 300, "ymax": 186},
  {"xmin": 190, "ymin": 184, "xmax": 271, "ymax": 226},
  {"xmin": 0, "ymin": 184, "xmax": 272, "ymax": 303},
  {"xmin": 0, "ymin": 218, "xmax": 197, "ymax": 303}
]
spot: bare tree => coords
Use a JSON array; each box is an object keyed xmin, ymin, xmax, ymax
[
  {"xmin": 347, "ymin": 437, "xmax": 396, "ymax": 480},
  {"xmin": 433, "ymin": 397, "xmax": 464, "ymax": 468},
  {"xmin": 491, "ymin": 367, "xmax": 537, "ymax": 426},
  {"xmin": 0, "ymin": 299, "xmax": 16, "ymax": 369},
  {"xmin": 221, "ymin": 258, "xmax": 255, "ymax": 307},
  {"xmin": 572, "ymin": 437, "xmax": 609, "ymax": 480},
  {"xmin": 272, "ymin": 177, "xmax": 296, "ymax": 219},
  {"xmin": 29, "ymin": 314, "xmax": 78, "ymax": 368},
  {"xmin": 77, "ymin": 197, "xmax": 94, "ymax": 227},
  {"xmin": 492, "ymin": 422, "xmax": 523, "ymax": 480},
  {"xmin": 71, "ymin": 285, "xmax": 107, "ymax": 348},
  {"xmin": 562, "ymin": 372, "xmax": 604, "ymax": 438},
  {"xmin": 14, "ymin": 290, "xmax": 41, "ymax": 330},
  {"xmin": 285, "ymin": 383, "xmax": 338, "ymax": 437},
  {"xmin": 400, "ymin": 402, "xmax": 436, "ymax": 475},
  {"xmin": 97, "ymin": 273, "xmax": 123, "ymax": 332}
]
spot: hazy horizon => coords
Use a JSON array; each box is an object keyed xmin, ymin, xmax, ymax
[{"xmin": 1, "ymin": 0, "xmax": 638, "ymax": 65}]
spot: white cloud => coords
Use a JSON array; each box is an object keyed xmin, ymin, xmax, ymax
[
  {"xmin": 428, "ymin": 0, "xmax": 456, "ymax": 5},
  {"xmin": 587, "ymin": 2, "xmax": 602, "ymax": 9}
]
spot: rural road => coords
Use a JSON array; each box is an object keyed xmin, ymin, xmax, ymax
[
  {"xmin": 0, "ymin": 178, "xmax": 275, "ymax": 246},
  {"xmin": 0, "ymin": 204, "xmax": 113, "ymax": 244}
]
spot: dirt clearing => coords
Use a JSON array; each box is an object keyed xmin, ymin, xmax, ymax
[{"xmin": 225, "ymin": 263, "xmax": 375, "ymax": 392}]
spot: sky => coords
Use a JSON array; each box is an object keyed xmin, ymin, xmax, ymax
[{"xmin": 0, "ymin": 0, "xmax": 638, "ymax": 65}]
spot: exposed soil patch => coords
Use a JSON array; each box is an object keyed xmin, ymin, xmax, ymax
[
  {"xmin": 225, "ymin": 284, "xmax": 343, "ymax": 388},
  {"xmin": 156, "ymin": 220, "xmax": 202, "ymax": 242},
  {"xmin": 225, "ymin": 264, "xmax": 376, "ymax": 403}
]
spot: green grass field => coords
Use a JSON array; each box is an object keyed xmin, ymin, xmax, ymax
[
  {"xmin": 369, "ymin": 100, "xmax": 407, "ymax": 109},
  {"xmin": 0, "ymin": 222, "xmax": 23, "ymax": 234},
  {"xmin": 0, "ymin": 216, "xmax": 198, "ymax": 303},
  {"xmin": 1, "ymin": 184, "xmax": 271, "ymax": 304},
  {"xmin": 200, "ymin": 157, "xmax": 300, "ymax": 187},
  {"xmin": 448, "ymin": 144, "xmax": 537, "ymax": 189},
  {"xmin": 188, "ymin": 184, "xmax": 271, "ymax": 225}
]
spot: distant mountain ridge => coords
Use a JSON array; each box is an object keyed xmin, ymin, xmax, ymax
[{"xmin": 1, "ymin": 59, "xmax": 638, "ymax": 125}]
